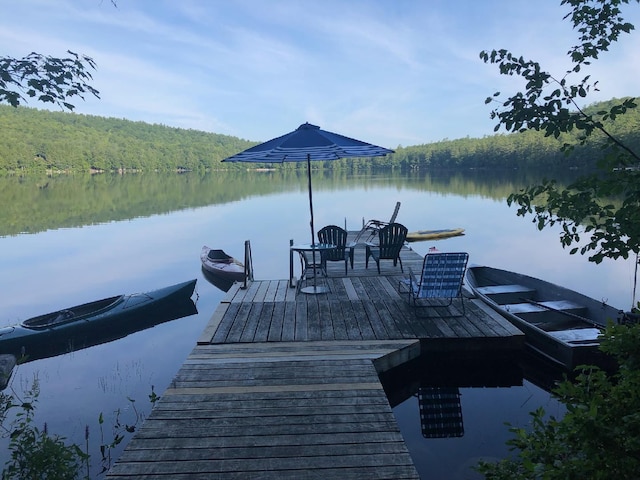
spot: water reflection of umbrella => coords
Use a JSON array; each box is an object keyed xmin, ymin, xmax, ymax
[{"xmin": 222, "ymin": 122, "xmax": 393, "ymax": 247}]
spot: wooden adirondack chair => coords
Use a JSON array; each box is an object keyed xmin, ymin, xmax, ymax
[
  {"xmin": 317, "ymin": 225, "xmax": 351, "ymax": 275},
  {"xmin": 365, "ymin": 222, "xmax": 408, "ymax": 274}
]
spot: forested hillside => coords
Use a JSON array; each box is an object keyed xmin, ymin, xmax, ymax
[
  {"xmin": 1, "ymin": 98, "xmax": 638, "ymax": 175},
  {"xmin": 392, "ymin": 98, "xmax": 640, "ymax": 170},
  {"xmin": 0, "ymin": 106, "xmax": 255, "ymax": 174}
]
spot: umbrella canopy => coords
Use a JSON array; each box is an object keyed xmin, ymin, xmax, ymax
[{"xmin": 222, "ymin": 122, "xmax": 393, "ymax": 246}]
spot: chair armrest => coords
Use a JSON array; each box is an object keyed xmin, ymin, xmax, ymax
[
  {"xmin": 363, "ymin": 219, "xmax": 384, "ymax": 230},
  {"xmin": 398, "ymin": 266, "xmax": 417, "ymax": 294},
  {"xmin": 407, "ymin": 266, "xmax": 419, "ymax": 293}
]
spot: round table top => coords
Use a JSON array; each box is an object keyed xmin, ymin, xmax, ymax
[{"xmin": 290, "ymin": 243, "xmax": 336, "ymax": 251}]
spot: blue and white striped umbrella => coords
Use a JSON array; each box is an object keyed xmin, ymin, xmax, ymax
[
  {"xmin": 222, "ymin": 122, "xmax": 393, "ymax": 162},
  {"xmin": 222, "ymin": 122, "xmax": 393, "ymax": 248}
]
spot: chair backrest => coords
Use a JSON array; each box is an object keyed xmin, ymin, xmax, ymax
[
  {"xmin": 417, "ymin": 252, "xmax": 469, "ymax": 299},
  {"xmin": 317, "ymin": 225, "xmax": 347, "ymax": 260},
  {"xmin": 388, "ymin": 201, "xmax": 401, "ymax": 224},
  {"xmin": 377, "ymin": 222, "xmax": 408, "ymax": 259}
]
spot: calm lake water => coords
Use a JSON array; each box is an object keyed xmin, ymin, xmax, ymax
[{"xmin": 0, "ymin": 170, "xmax": 634, "ymax": 478}]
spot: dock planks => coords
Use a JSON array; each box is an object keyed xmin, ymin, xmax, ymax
[{"xmin": 107, "ymin": 240, "xmax": 524, "ymax": 479}]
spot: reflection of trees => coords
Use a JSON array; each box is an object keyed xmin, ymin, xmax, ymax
[{"xmin": 0, "ymin": 170, "xmax": 579, "ymax": 237}]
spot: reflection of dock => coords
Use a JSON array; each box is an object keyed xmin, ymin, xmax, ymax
[
  {"xmin": 108, "ymin": 241, "xmax": 525, "ymax": 479},
  {"xmin": 379, "ymin": 351, "xmax": 525, "ymax": 408},
  {"xmin": 379, "ymin": 351, "xmax": 527, "ymax": 442}
]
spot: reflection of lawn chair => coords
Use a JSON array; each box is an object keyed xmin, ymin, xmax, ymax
[
  {"xmin": 354, "ymin": 201, "xmax": 401, "ymax": 244},
  {"xmin": 418, "ymin": 387, "xmax": 464, "ymax": 438},
  {"xmin": 317, "ymin": 225, "xmax": 351, "ymax": 275},
  {"xmin": 365, "ymin": 222, "xmax": 408, "ymax": 274},
  {"xmin": 400, "ymin": 252, "xmax": 469, "ymax": 316}
]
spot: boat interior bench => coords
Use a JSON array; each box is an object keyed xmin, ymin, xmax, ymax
[
  {"xmin": 547, "ymin": 328, "xmax": 602, "ymax": 344},
  {"xmin": 503, "ymin": 300, "xmax": 590, "ymax": 331},
  {"xmin": 505, "ymin": 300, "xmax": 585, "ymax": 315},
  {"xmin": 476, "ymin": 284, "xmax": 535, "ymax": 304}
]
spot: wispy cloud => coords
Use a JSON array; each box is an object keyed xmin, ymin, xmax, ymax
[{"xmin": 2, "ymin": 0, "xmax": 639, "ymax": 145}]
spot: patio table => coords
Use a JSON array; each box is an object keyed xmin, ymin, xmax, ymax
[{"xmin": 289, "ymin": 243, "xmax": 336, "ymax": 294}]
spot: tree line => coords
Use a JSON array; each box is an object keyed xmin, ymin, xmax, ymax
[{"xmin": 0, "ymin": 98, "xmax": 639, "ymax": 175}]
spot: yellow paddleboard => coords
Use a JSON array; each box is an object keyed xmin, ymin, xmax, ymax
[{"xmin": 406, "ymin": 228, "xmax": 465, "ymax": 242}]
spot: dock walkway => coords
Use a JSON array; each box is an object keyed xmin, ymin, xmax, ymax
[{"xmin": 107, "ymin": 241, "xmax": 524, "ymax": 479}]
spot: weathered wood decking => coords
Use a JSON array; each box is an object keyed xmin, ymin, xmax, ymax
[{"xmin": 107, "ymin": 242, "xmax": 524, "ymax": 479}]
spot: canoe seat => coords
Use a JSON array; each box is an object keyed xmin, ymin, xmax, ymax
[
  {"xmin": 476, "ymin": 284, "xmax": 535, "ymax": 304},
  {"xmin": 505, "ymin": 300, "xmax": 584, "ymax": 314},
  {"xmin": 547, "ymin": 328, "xmax": 602, "ymax": 344},
  {"xmin": 505, "ymin": 300, "xmax": 589, "ymax": 330}
]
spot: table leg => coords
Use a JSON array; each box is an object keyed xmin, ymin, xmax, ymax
[{"xmin": 289, "ymin": 240, "xmax": 295, "ymax": 288}]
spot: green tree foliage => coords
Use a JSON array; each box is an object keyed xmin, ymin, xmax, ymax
[
  {"xmin": 0, "ymin": 52, "xmax": 100, "ymax": 111},
  {"xmin": 481, "ymin": 0, "xmax": 640, "ymax": 263},
  {"xmin": 476, "ymin": 322, "xmax": 640, "ymax": 479},
  {"xmin": 476, "ymin": 3, "xmax": 640, "ymax": 478},
  {"xmin": 0, "ymin": 105, "xmax": 255, "ymax": 174},
  {"xmin": 2, "ymin": 103, "xmax": 640, "ymax": 176}
]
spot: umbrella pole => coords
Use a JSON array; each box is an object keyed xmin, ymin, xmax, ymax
[
  {"xmin": 307, "ymin": 154, "xmax": 319, "ymax": 292},
  {"xmin": 299, "ymin": 154, "xmax": 328, "ymax": 294},
  {"xmin": 307, "ymin": 154, "xmax": 315, "ymax": 246}
]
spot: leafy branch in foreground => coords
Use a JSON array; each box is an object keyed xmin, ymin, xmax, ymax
[
  {"xmin": 0, "ymin": 51, "xmax": 100, "ymax": 111},
  {"xmin": 476, "ymin": 321, "xmax": 640, "ymax": 479},
  {"xmin": 1, "ymin": 379, "xmax": 88, "ymax": 479},
  {"xmin": 480, "ymin": 0, "xmax": 640, "ymax": 263},
  {"xmin": 1, "ymin": 377, "xmax": 161, "ymax": 478}
]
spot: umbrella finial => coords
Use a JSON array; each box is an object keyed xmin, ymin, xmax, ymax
[{"xmin": 298, "ymin": 122, "xmax": 320, "ymax": 131}]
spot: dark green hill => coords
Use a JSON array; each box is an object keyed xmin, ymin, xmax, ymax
[
  {"xmin": 0, "ymin": 98, "xmax": 638, "ymax": 175},
  {"xmin": 0, "ymin": 106, "xmax": 256, "ymax": 174}
]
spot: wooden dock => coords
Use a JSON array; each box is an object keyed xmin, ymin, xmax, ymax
[{"xmin": 107, "ymin": 242, "xmax": 524, "ymax": 479}]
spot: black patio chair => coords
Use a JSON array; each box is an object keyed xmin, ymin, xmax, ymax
[
  {"xmin": 317, "ymin": 225, "xmax": 351, "ymax": 275},
  {"xmin": 365, "ymin": 222, "xmax": 408, "ymax": 274}
]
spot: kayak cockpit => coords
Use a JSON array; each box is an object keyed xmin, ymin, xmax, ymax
[{"xmin": 23, "ymin": 296, "xmax": 123, "ymax": 329}]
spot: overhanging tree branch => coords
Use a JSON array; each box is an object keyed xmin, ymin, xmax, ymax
[
  {"xmin": 0, "ymin": 51, "xmax": 100, "ymax": 111},
  {"xmin": 479, "ymin": 0, "xmax": 640, "ymax": 264}
]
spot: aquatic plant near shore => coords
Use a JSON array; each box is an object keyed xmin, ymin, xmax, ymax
[
  {"xmin": 1, "ymin": 378, "xmax": 160, "ymax": 478},
  {"xmin": 1, "ymin": 379, "xmax": 87, "ymax": 479}
]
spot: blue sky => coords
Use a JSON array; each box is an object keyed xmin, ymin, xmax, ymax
[{"xmin": 2, "ymin": 0, "xmax": 639, "ymax": 148}]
